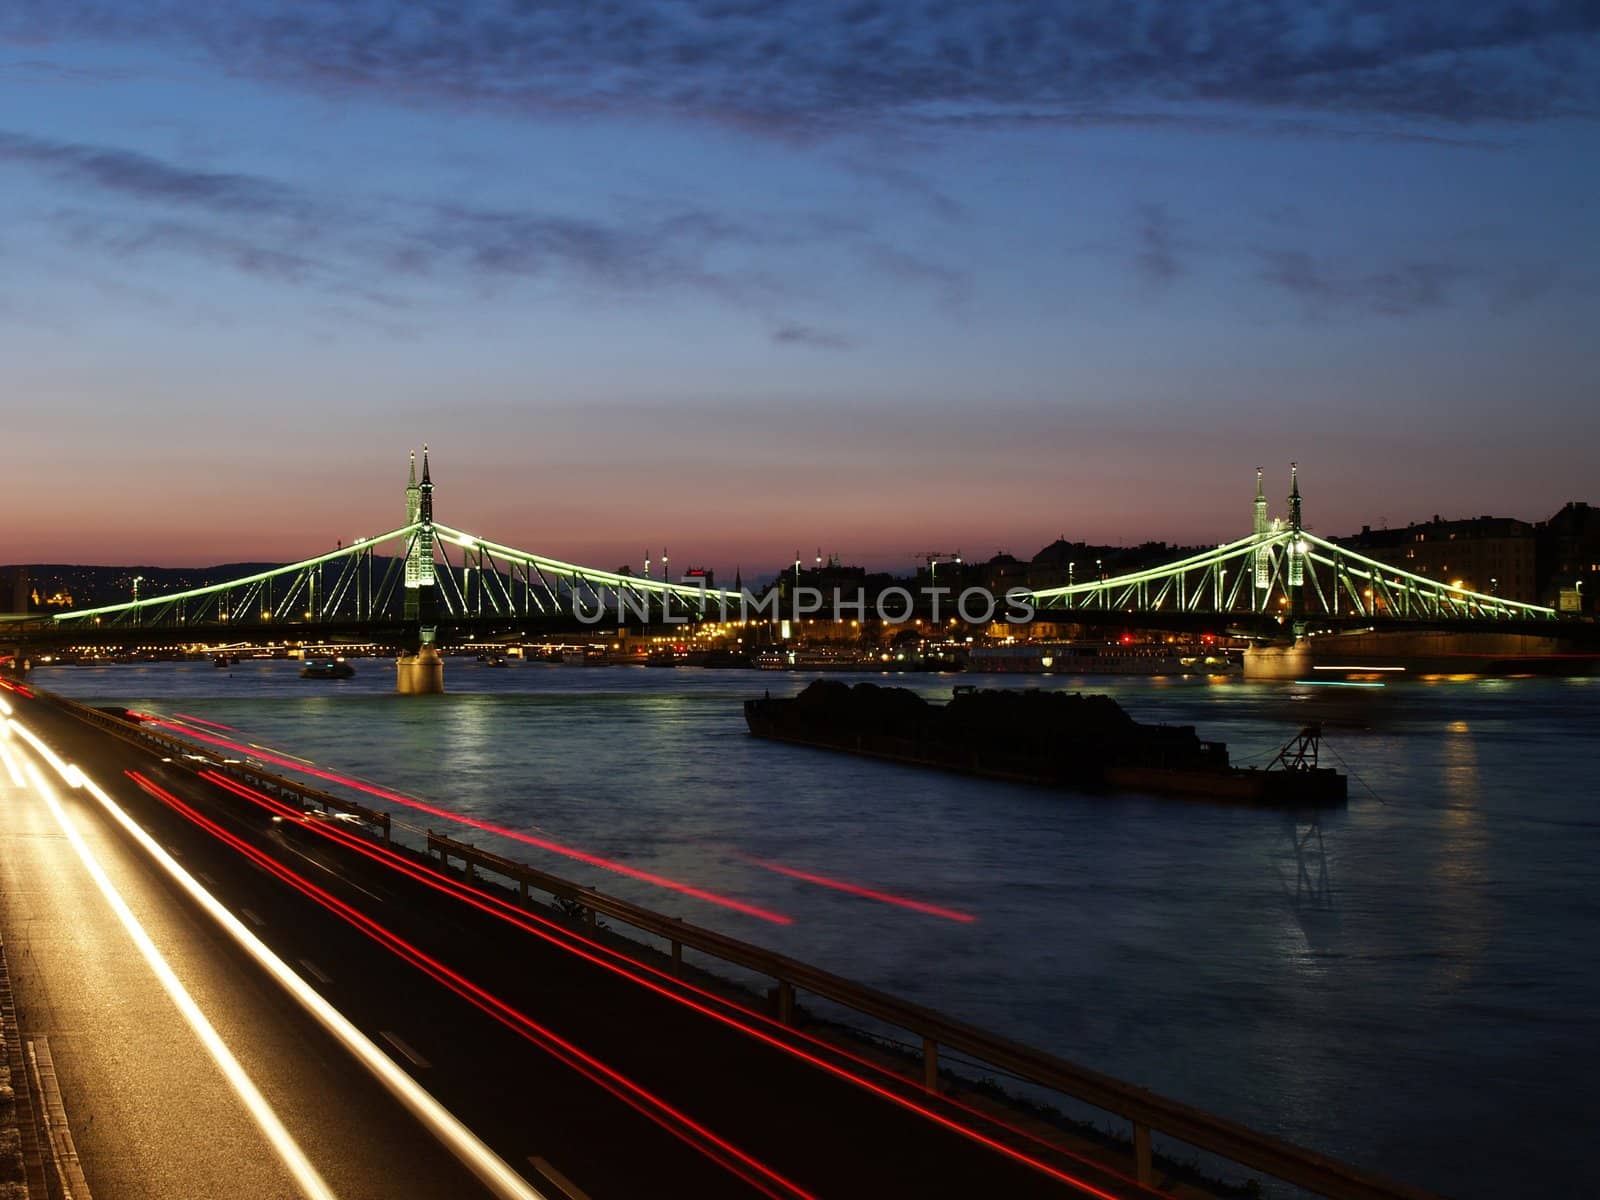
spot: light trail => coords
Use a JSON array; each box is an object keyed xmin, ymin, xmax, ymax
[
  {"xmin": 132, "ymin": 772, "xmax": 817, "ymax": 1200},
  {"xmin": 172, "ymin": 711, "xmax": 238, "ymax": 731},
  {"xmin": 7, "ymin": 727, "xmax": 339, "ymax": 1200},
  {"xmin": 1, "ymin": 737, "xmax": 27, "ymax": 787},
  {"xmin": 737, "ymin": 856, "xmax": 977, "ymax": 924},
  {"xmin": 135, "ymin": 714, "xmax": 790, "ymax": 925},
  {"xmin": 6, "ymin": 717, "xmax": 548, "ymax": 1200},
  {"xmin": 198, "ymin": 770, "xmax": 1157, "ymax": 1198}
]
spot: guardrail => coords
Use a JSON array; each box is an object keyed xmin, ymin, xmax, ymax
[{"xmin": 22, "ymin": 684, "xmax": 1440, "ymax": 1200}]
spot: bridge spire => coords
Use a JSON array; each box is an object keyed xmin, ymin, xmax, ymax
[
  {"xmin": 1288, "ymin": 461, "xmax": 1302, "ymax": 534},
  {"xmin": 1253, "ymin": 466, "xmax": 1271, "ymax": 596},
  {"xmin": 419, "ymin": 444, "xmax": 434, "ymax": 524}
]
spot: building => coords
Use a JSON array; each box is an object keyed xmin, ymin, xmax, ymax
[
  {"xmin": 1342, "ymin": 516, "xmax": 1539, "ymax": 603},
  {"xmin": 1538, "ymin": 502, "xmax": 1600, "ymax": 614}
]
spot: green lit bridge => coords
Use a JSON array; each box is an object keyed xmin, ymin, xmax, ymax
[
  {"xmin": 0, "ymin": 459, "xmax": 1575, "ymax": 660},
  {"xmin": 1026, "ymin": 466, "xmax": 1561, "ymax": 638}
]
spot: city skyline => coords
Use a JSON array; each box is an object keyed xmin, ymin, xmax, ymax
[
  {"xmin": 2, "ymin": 449, "xmax": 1588, "ymax": 584},
  {"xmin": 3, "ymin": 3, "xmax": 1597, "ymax": 568}
]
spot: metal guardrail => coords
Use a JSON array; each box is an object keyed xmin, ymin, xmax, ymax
[{"xmin": 26, "ymin": 685, "xmax": 1441, "ymax": 1200}]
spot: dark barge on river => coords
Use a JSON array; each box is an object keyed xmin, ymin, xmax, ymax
[{"xmin": 744, "ymin": 681, "xmax": 1346, "ymax": 807}]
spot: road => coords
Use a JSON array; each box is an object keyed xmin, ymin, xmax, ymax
[{"xmin": 1, "ymin": 689, "xmax": 1157, "ymax": 1200}]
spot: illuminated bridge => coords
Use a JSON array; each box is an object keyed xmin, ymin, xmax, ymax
[
  {"xmin": 5, "ymin": 448, "xmax": 743, "ymax": 649},
  {"xmin": 1026, "ymin": 466, "xmax": 1560, "ymax": 636},
  {"xmin": 1, "ymin": 459, "xmax": 1571, "ymax": 661}
]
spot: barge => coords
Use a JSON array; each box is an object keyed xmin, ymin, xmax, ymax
[{"xmin": 744, "ymin": 681, "xmax": 1346, "ymax": 807}]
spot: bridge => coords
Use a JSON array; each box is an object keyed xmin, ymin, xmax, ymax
[
  {"xmin": 1029, "ymin": 466, "xmax": 1558, "ymax": 634},
  {"xmin": 2, "ymin": 458, "xmax": 1575, "ymax": 678}
]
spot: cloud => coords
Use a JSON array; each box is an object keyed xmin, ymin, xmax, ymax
[
  {"xmin": 1256, "ymin": 249, "xmax": 1468, "ymax": 316},
  {"xmin": 3, "ymin": 2, "xmax": 1595, "ymax": 135},
  {"xmin": 771, "ymin": 322, "xmax": 854, "ymax": 349},
  {"xmin": 0, "ymin": 129, "xmax": 300, "ymax": 215}
]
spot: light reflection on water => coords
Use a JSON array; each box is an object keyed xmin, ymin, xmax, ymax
[{"xmin": 34, "ymin": 661, "xmax": 1600, "ymax": 1198}]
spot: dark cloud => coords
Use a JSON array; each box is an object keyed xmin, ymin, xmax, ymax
[
  {"xmin": 0, "ymin": 129, "xmax": 300, "ymax": 215},
  {"xmin": 772, "ymin": 322, "xmax": 854, "ymax": 349},
  {"xmin": 7, "ymin": 132, "xmax": 970, "ymax": 313},
  {"xmin": 3, "ymin": 2, "xmax": 1594, "ymax": 133}
]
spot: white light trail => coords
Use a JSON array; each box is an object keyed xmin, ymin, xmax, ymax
[
  {"xmin": 0, "ymin": 738, "xmax": 25, "ymax": 787},
  {"xmin": 7, "ymin": 717, "xmax": 547, "ymax": 1200},
  {"xmin": 12, "ymin": 739, "xmax": 338, "ymax": 1200}
]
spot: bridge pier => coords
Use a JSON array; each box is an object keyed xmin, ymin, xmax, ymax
[
  {"xmin": 396, "ymin": 644, "xmax": 445, "ymax": 694},
  {"xmin": 1242, "ymin": 639, "xmax": 1312, "ymax": 679}
]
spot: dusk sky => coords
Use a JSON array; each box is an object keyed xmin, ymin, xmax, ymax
[{"xmin": 3, "ymin": 2, "xmax": 1597, "ymax": 575}]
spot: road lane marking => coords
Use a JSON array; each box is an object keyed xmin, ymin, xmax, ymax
[
  {"xmin": 241, "ymin": 907, "xmax": 267, "ymax": 927},
  {"xmin": 4, "ymin": 717, "xmax": 548, "ymax": 1200},
  {"xmin": 12, "ymin": 746, "xmax": 340, "ymax": 1200},
  {"xmin": 527, "ymin": 1156, "xmax": 594, "ymax": 1200},
  {"xmin": 379, "ymin": 1031, "xmax": 432, "ymax": 1069},
  {"xmin": 196, "ymin": 870, "xmax": 216, "ymax": 885},
  {"xmin": 298, "ymin": 958, "xmax": 334, "ymax": 985}
]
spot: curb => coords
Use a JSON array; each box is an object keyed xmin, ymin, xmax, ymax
[{"xmin": 0, "ymin": 932, "xmax": 43, "ymax": 1199}]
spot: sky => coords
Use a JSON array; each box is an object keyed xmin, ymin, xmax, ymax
[{"xmin": 2, "ymin": 2, "xmax": 1597, "ymax": 575}]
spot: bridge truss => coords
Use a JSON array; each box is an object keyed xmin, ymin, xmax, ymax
[
  {"xmin": 1028, "ymin": 528, "xmax": 1559, "ymax": 624},
  {"xmin": 22, "ymin": 522, "xmax": 742, "ymax": 638}
]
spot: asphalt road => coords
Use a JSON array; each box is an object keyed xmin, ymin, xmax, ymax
[{"xmin": 1, "ymin": 693, "xmax": 1151, "ymax": 1200}]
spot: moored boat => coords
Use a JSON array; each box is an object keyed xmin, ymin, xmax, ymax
[
  {"xmin": 743, "ymin": 681, "xmax": 1345, "ymax": 807},
  {"xmin": 300, "ymin": 657, "xmax": 356, "ymax": 679}
]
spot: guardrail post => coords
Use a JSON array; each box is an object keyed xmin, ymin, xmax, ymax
[
  {"xmin": 670, "ymin": 940, "xmax": 682, "ymax": 977},
  {"xmin": 778, "ymin": 981, "xmax": 794, "ymax": 1025},
  {"xmin": 518, "ymin": 879, "xmax": 529, "ymax": 905},
  {"xmin": 1133, "ymin": 1121, "xmax": 1153, "ymax": 1186},
  {"xmin": 381, "ymin": 813, "xmax": 391, "ymax": 845},
  {"xmin": 923, "ymin": 1037, "xmax": 938, "ymax": 1093},
  {"xmin": 464, "ymin": 859, "xmax": 475, "ymax": 883}
]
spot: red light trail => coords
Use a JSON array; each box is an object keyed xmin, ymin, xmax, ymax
[
  {"xmin": 128, "ymin": 770, "xmax": 818, "ymax": 1200},
  {"xmin": 172, "ymin": 712, "xmax": 237, "ymax": 731},
  {"xmin": 190, "ymin": 769, "xmax": 1157, "ymax": 1198},
  {"xmin": 738, "ymin": 856, "xmax": 977, "ymax": 923},
  {"xmin": 134, "ymin": 714, "xmax": 790, "ymax": 925}
]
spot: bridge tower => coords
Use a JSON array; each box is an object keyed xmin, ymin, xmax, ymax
[
  {"xmin": 1287, "ymin": 462, "xmax": 1306, "ymax": 628},
  {"xmin": 404, "ymin": 451, "xmax": 421, "ymax": 618},
  {"xmin": 398, "ymin": 446, "xmax": 444, "ymax": 694},
  {"xmin": 1252, "ymin": 466, "xmax": 1271, "ymax": 608}
]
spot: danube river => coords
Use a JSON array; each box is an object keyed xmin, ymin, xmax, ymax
[{"xmin": 31, "ymin": 661, "xmax": 1600, "ymax": 1198}]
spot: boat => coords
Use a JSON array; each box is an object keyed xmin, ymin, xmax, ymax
[
  {"xmin": 477, "ymin": 653, "xmax": 507, "ymax": 667},
  {"xmin": 560, "ymin": 648, "xmax": 610, "ymax": 666},
  {"xmin": 743, "ymin": 681, "xmax": 1345, "ymax": 807},
  {"xmin": 752, "ymin": 646, "xmax": 867, "ymax": 672},
  {"xmin": 212, "ymin": 654, "xmax": 237, "ymax": 668},
  {"xmin": 300, "ymin": 657, "xmax": 356, "ymax": 679},
  {"xmin": 967, "ymin": 642, "xmax": 1239, "ymax": 675}
]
